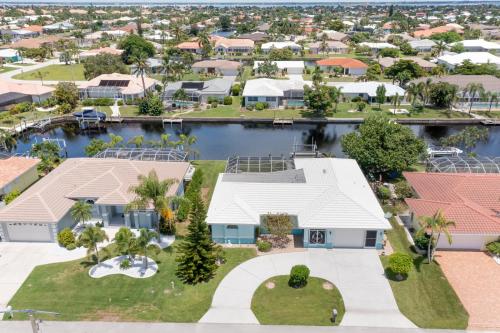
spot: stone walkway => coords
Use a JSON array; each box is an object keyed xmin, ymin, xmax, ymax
[{"xmin": 200, "ymin": 249, "xmax": 416, "ymax": 328}]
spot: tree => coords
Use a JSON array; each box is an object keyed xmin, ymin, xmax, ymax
[
  {"xmin": 113, "ymin": 227, "xmax": 138, "ymax": 260},
  {"xmin": 54, "ymin": 82, "xmax": 79, "ymax": 110},
  {"xmin": 71, "ymin": 201, "xmax": 93, "ymax": 226},
  {"xmin": 198, "ymin": 32, "xmax": 212, "ymax": 58},
  {"xmin": 84, "ymin": 138, "xmax": 107, "ymax": 156},
  {"xmin": 0, "ymin": 129, "xmax": 17, "ymax": 152},
  {"xmin": 486, "ymin": 92, "xmax": 499, "ymax": 113},
  {"xmin": 388, "ymin": 252, "xmax": 412, "ymax": 280},
  {"xmin": 375, "ymin": 84, "xmax": 386, "ymax": 109},
  {"xmin": 304, "ymin": 84, "xmax": 331, "ymax": 116},
  {"xmin": 366, "ymin": 64, "xmax": 382, "ymax": 81},
  {"xmin": 379, "ymin": 47, "xmax": 400, "ymax": 58},
  {"xmin": 31, "ymin": 141, "xmax": 61, "ymax": 174},
  {"xmin": 83, "ymin": 54, "xmax": 128, "ymax": 80},
  {"xmin": 136, "ymin": 228, "xmax": 160, "ymax": 269},
  {"xmin": 428, "ymin": 82, "xmax": 459, "ymax": 110},
  {"xmin": 432, "ymin": 40, "xmax": 447, "ymax": 57},
  {"xmin": 131, "ymin": 51, "xmax": 150, "ymax": 94},
  {"xmin": 377, "ymin": 185, "xmax": 391, "ymax": 203},
  {"xmin": 440, "ymin": 126, "xmax": 489, "ymax": 155},
  {"xmin": 138, "ymin": 93, "xmax": 163, "ymax": 116},
  {"xmin": 256, "ymin": 60, "xmax": 279, "ymax": 78},
  {"xmin": 118, "ymin": 34, "xmax": 155, "ymax": 64},
  {"xmin": 328, "ymin": 86, "xmax": 343, "ymax": 112},
  {"xmin": 263, "ymin": 213, "xmax": 293, "ymax": 247},
  {"xmin": 400, "ymin": 42, "xmax": 417, "ymax": 56},
  {"xmin": 341, "ymin": 113, "xmax": 425, "ymax": 179},
  {"xmin": 465, "ymin": 82, "xmax": 484, "ymax": 115},
  {"xmin": 311, "ymin": 66, "xmax": 323, "ymax": 85},
  {"xmin": 417, "ymin": 210, "xmax": 455, "ymax": 263},
  {"xmin": 219, "ymin": 15, "xmax": 231, "ymax": 31},
  {"xmin": 127, "ymin": 170, "xmax": 177, "ymax": 240},
  {"xmin": 77, "ymin": 225, "xmax": 109, "ymax": 264},
  {"xmin": 176, "ymin": 189, "xmax": 218, "ymax": 284},
  {"xmin": 450, "ymin": 42, "xmax": 465, "ymax": 54},
  {"xmin": 392, "ymin": 92, "xmax": 402, "ymax": 114},
  {"xmin": 128, "ymin": 135, "xmax": 145, "ymax": 148},
  {"xmin": 4, "ymin": 189, "xmax": 20, "ymax": 205},
  {"xmin": 385, "ymin": 60, "xmax": 425, "ymax": 86},
  {"xmin": 430, "ymin": 31, "xmax": 462, "ymax": 43},
  {"xmin": 268, "ymin": 47, "xmax": 294, "ymax": 61},
  {"xmin": 172, "ymin": 88, "xmax": 188, "ymax": 108}
]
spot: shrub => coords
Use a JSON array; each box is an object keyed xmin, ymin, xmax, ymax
[
  {"xmin": 223, "ymin": 96, "xmax": 233, "ymax": 105},
  {"xmin": 57, "ymin": 103, "xmax": 73, "ymax": 114},
  {"xmin": 255, "ymin": 102, "xmax": 267, "ymax": 111},
  {"xmin": 486, "ymin": 239, "xmax": 500, "ymax": 256},
  {"xmin": 388, "ymin": 252, "xmax": 413, "ymax": 280},
  {"xmin": 231, "ymin": 84, "xmax": 240, "ymax": 96},
  {"xmin": 289, "ymin": 265, "xmax": 310, "ymax": 288},
  {"xmin": 377, "ymin": 185, "xmax": 391, "ymax": 203},
  {"xmin": 414, "ymin": 234, "xmax": 430, "ymax": 250},
  {"xmin": 81, "ymin": 98, "xmax": 114, "ymax": 106},
  {"xmin": 159, "ymin": 217, "xmax": 176, "ymax": 235},
  {"xmin": 4, "ymin": 189, "xmax": 20, "ymax": 205},
  {"xmin": 57, "ymin": 228, "xmax": 76, "ymax": 247},
  {"xmin": 117, "ymin": 100, "xmax": 124, "ymax": 106},
  {"xmin": 246, "ymin": 105, "xmax": 254, "ymax": 111},
  {"xmin": 9, "ymin": 102, "xmax": 33, "ymax": 115},
  {"xmin": 395, "ymin": 181, "xmax": 413, "ymax": 200},
  {"xmin": 120, "ymin": 258, "xmax": 131, "ymax": 270},
  {"xmin": 211, "ymin": 101, "xmax": 218, "ymax": 108},
  {"xmin": 257, "ymin": 239, "xmax": 272, "ymax": 252},
  {"xmin": 356, "ymin": 101, "xmax": 367, "ymax": 112},
  {"xmin": 66, "ymin": 243, "xmax": 76, "ymax": 250}
]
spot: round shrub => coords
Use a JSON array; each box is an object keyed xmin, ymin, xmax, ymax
[
  {"xmin": 120, "ymin": 258, "xmax": 131, "ymax": 270},
  {"xmin": 377, "ymin": 185, "xmax": 391, "ymax": 203},
  {"xmin": 223, "ymin": 96, "xmax": 233, "ymax": 105},
  {"xmin": 66, "ymin": 243, "xmax": 76, "ymax": 250},
  {"xmin": 211, "ymin": 101, "xmax": 218, "ymax": 108},
  {"xmin": 388, "ymin": 252, "xmax": 413, "ymax": 280},
  {"xmin": 414, "ymin": 234, "xmax": 430, "ymax": 251},
  {"xmin": 231, "ymin": 84, "xmax": 240, "ymax": 96},
  {"xmin": 288, "ymin": 264, "xmax": 310, "ymax": 288},
  {"xmin": 255, "ymin": 102, "xmax": 266, "ymax": 111},
  {"xmin": 257, "ymin": 240, "xmax": 272, "ymax": 252},
  {"xmin": 486, "ymin": 239, "xmax": 500, "ymax": 256},
  {"xmin": 57, "ymin": 228, "xmax": 75, "ymax": 247}
]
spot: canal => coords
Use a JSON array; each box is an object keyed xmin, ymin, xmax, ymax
[{"xmin": 13, "ymin": 122, "xmax": 500, "ymax": 159}]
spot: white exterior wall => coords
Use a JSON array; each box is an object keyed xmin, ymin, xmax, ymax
[
  {"xmin": 437, "ymin": 234, "xmax": 498, "ymax": 250},
  {"xmin": 245, "ymin": 96, "xmax": 279, "ymax": 108},
  {"xmin": 349, "ymin": 68, "xmax": 367, "ymax": 76}
]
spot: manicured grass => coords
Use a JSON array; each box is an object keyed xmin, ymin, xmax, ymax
[
  {"xmin": 475, "ymin": 111, "xmax": 500, "ymax": 119},
  {"xmin": 0, "ymin": 110, "xmax": 55, "ymax": 127},
  {"xmin": 8, "ymin": 244, "xmax": 256, "ymax": 322},
  {"xmin": 380, "ymin": 218, "xmax": 468, "ymax": 329},
  {"xmin": 183, "ymin": 97, "xmax": 242, "ymax": 118},
  {"xmin": 0, "ymin": 66, "xmax": 18, "ymax": 74},
  {"xmin": 13, "ymin": 63, "xmax": 85, "ymax": 81},
  {"xmin": 118, "ymin": 105, "xmax": 140, "ymax": 117},
  {"xmin": 191, "ymin": 160, "xmax": 226, "ymax": 202},
  {"xmin": 252, "ymin": 276, "xmax": 345, "ymax": 326},
  {"xmin": 240, "ymin": 66, "xmax": 252, "ymax": 83}
]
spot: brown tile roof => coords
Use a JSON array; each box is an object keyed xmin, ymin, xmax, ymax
[
  {"xmin": 0, "ymin": 158, "xmax": 190, "ymax": 223},
  {"xmin": 413, "ymin": 25, "xmax": 463, "ymax": 38},
  {"xmin": 0, "ymin": 81, "xmax": 55, "ymax": 97},
  {"xmin": 24, "ymin": 25, "xmax": 43, "ymax": 33},
  {"xmin": 2, "ymin": 35, "xmax": 63, "ymax": 49},
  {"xmin": 316, "ymin": 57, "xmax": 368, "ymax": 69},
  {"xmin": 192, "ymin": 59, "xmax": 241, "ymax": 70},
  {"xmin": 0, "ymin": 157, "xmax": 40, "ymax": 190},
  {"xmin": 404, "ymin": 172, "xmax": 500, "ymax": 234},
  {"xmin": 176, "ymin": 41, "xmax": 201, "ymax": 50}
]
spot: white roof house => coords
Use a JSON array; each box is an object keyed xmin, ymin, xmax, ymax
[
  {"xmin": 207, "ymin": 158, "xmax": 390, "ymax": 248},
  {"xmin": 261, "ymin": 41, "xmax": 302, "ymax": 52},
  {"xmin": 408, "ymin": 39, "xmax": 436, "ymax": 51},
  {"xmin": 242, "ymin": 78, "xmax": 306, "ymax": 97},
  {"xmin": 0, "ymin": 48, "xmax": 19, "ymax": 59},
  {"xmin": 448, "ymin": 39, "xmax": 500, "ymax": 53},
  {"xmin": 359, "ymin": 42, "xmax": 398, "ymax": 51},
  {"xmin": 326, "ymin": 81, "xmax": 406, "ymax": 98},
  {"xmin": 253, "ymin": 60, "xmax": 304, "ymax": 72},
  {"xmin": 437, "ymin": 52, "xmax": 500, "ymax": 69}
]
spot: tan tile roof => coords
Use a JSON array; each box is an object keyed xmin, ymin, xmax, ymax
[
  {"xmin": 213, "ymin": 36, "xmax": 254, "ymax": 48},
  {"xmin": 176, "ymin": 41, "xmax": 201, "ymax": 50},
  {"xmin": 79, "ymin": 47, "xmax": 124, "ymax": 57},
  {"xmin": 0, "ymin": 81, "xmax": 55, "ymax": 97},
  {"xmin": 1, "ymin": 35, "xmax": 63, "ymax": 49},
  {"xmin": 79, "ymin": 73, "xmax": 158, "ymax": 95},
  {"xmin": 0, "ymin": 157, "xmax": 40, "ymax": 190},
  {"xmin": 0, "ymin": 158, "xmax": 190, "ymax": 223},
  {"xmin": 192, "ymin": 59, "xmax": 241, "ymax": 70}
]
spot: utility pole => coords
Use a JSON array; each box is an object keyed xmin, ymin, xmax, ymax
[{"xmin": 0, "ymin": 306, "xmax": 60, "ymax": 333}]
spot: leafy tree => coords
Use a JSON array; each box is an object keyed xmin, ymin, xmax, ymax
[
  {"xmin": 328, "ymin": 86, "xmax": 343, "ymax": 112},
  {"xmin": 138, "ymin": 93, "xmax": 163, "ymax": 116},
  {"xmin": 416, "ymin": 210, "xmax": 455, "ymax": 263},
  {"xmin": 341, "ymin": 113, "xmax": 425, "ymax": 179},
  {"xmin": 219, "ymin": 15, "xmax": 231, "ymax": 31},
  {"xmin": 327, "ymin": 19, "xmax": 344, "ymax": 31},
  {"xmin": 304, "ymin": 84, "xmax": 331, "ymax": 116},
  {"xmin": 440, "ymin": 126, "xmax": 489, "ymax": 155},
  {"xmin": 118, "ymin": 34, "xmax": 155, "ymax": 64},
  {"xmin": 486, "ymin": 239, "xmax": 500, "ymax": 256},
  {"xmin": 430, "ymin": 31, "xmax": 462, "ymax": 43},
  {"xmin": 377, "ymin": 185, "xmax": 391, "ymax": 203},
  {"xmin": 256, "ymin": 60, "xmax": 279, "ymax": 78},
  {"xmin": 0, "ymin": 129, "xmax": 17, "ymax": 152},
  {"xmin": 136, "ymin": 228, "xmax": 161, "ymax": 269},
  {"xmin": 4, "ymin": 189, "xmax": 20, "ymax": 205},
  {"xmin": 453, "ymin": 60, "xmax": 499, "ymax": 76},
  {"xmin": 71, "ymin": 201, "xmax": 93, "ymax": 226},
  {"xmin": 379, "ymin": 47, "xmax": 400, "ymax": 58},
  {"xmin": 57, "ymin": 228, "xmax": 76, "ymax": 247},
  {"xmin": 388, "ymin": 252, "xmax": 413, "ymax": 280},
  {"xmin": 263, "ymin": 213, "xmax": 293, "ymax": 246},
  {"xmin": 428, "ymin": 82, "xmax": 459, "ymax": 110},
  {"xmin": 351, "ymin": 32, "xmax": 369, "ymax": 44},
  {"xmin": 400, "ymin": 42, "xmax": 417, "ymax": 55},
  {"xmin": 127, "ymin": 170, "xmax": 177, "ymax": 240},
  {"xmin": 83, "ymin": 54, "xmax": 128, "ymax": 80},
  {"xmin": 268, "ymin": 47, "xmax": 294, "ymax": 61},
  {"xmin": 375, "ymin": 84, "xmax": 386, "ymax": 109},
  {"xmin": 366, "ymin": 64, "xmax": 382, "ymax": 81},
  {"xmin": 385, "ymin": 60, "xmax": 425, "ymax": 86},
  {"xmin": 77, "ymin": 225, "xmax": 109, "ymax": 264},
  {"xmin": 54, "ymin": 82, "xmax": 79, "ymax": 109},
  {"xmin": 176, "ymin": 189, "xmax": 218, "ymax": 284},
  {"xmin": 84, "ymin": 138, "xmax": 107, "ymax": 156},
  {"xmin": 311, "ymin": 66, "xmax": 323, "ymax": 85},
  {"xmin": 31, "ymin": 141, "xmax": 61, "ymax": 175},
  {"xmin": 450, "ymin": 42, "xmax": 465, "ymax": 54}
]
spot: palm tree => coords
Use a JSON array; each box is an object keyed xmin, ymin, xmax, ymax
[
  {"xmin": 77, "ymin": 225, "xmax": 109, "ymax": 264},
  {"xmin": 487, "ymin": 92, "xmax": 499, "ymax": 113},
  {"xmin": 172, "ymin": 24, "xmax": 183, "ymax": 42},
  {"xmin": 432, "ymin": 40, "xmax": 446, "ymax": 57},
  {"xmin": 198, "ymin": 32, "xmax": 212, "ymax": 59},
  {"xmin": 465, "ymin": 83, "xmax": 484, "ymax": 115},
  {"xmin": 446, "ymin": 84, "xmax": 459, "ymax": 114},
  {"xmin": 417, "ymin": 210, "xmax": 455, "ymax": 263},
  {"xmin": 0, "ymin": 129, "xmax": 17, "ymax": 152},
  {"xmin": 127, "ymin": 170, "xmax": 177, "ymax": 240},
  {"xmin": 422, "ymin": 78, "xmax": 433, "ymax": 105},
  {"xmin": 113, "ymin": 227, "xmax": 138, "ymax": 261},
  {"xmin": 392, "ymin": 92, "xmax": 401, "ymax": 114},
  {"xmin": 405, "ymin": 82, "xmax": 421, "ymax": 107},
  {"xmin": 35, "ymin": 71, "xmax": 45, "ymax": 86},
  {"xmin": 136, "ymin": 228, "xmax": 160, "ymax": 269},
  {"xmin": 128, "ymin": 135, "xmax": 144, "ymax": 148},
  {"xmin": 131, "ymin": 52, "xmax": 150, "ymax": 96},
  {"xmin": 178, "ymin": 134, "xmax": 198, "ymax": 158},
  {"xmin": 71, "ymin": 201, "xmax": 93, "ymax": 226},
  {"xmin": 328, "ymin": 86, "xmax": 343, "ymax": 112},
  {"xmin": 320, "ymin": 39, "xmax": 328, "ymax": 55}
]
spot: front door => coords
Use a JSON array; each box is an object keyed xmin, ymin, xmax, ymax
[
  {"xmin": 364, "ymin": 230, "xmax": 377, "ymax": 248},
  {"xmin": 309, "ymin": 229, "xmax": 326, "ymax": 245}
]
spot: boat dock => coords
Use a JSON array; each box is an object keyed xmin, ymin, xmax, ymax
[
  {"xmin": 273, "ymin": 119, "xmax": 294, "ymax": 127},
  {"xmin": 163, "ymin": 118, "xmax": 183, "ymax": 128}
]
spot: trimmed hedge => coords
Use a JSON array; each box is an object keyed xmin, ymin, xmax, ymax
[
  {"xmin": 388, "ymin": 252, "xmax": 413, "ymax": 280},
  {"xmin": 257, "ymin": 240, "xmax": 272, "ymax": 252},
  {"xmin": 288, "ymin": 265, "xmax": 310, "ymax": 288},
  {"xmin": 57, "ymin": 228, "xmax": 75, "ymax": 248}
]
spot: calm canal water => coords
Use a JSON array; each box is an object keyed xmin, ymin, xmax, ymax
[{"xmin": 13, "ymin": 123, "xmax": 500, "ymax": 159}]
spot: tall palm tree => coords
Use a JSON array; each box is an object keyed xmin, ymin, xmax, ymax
[
  {"xmin": 178, "ymin": 134, "xmax": 198, "ymax": 159},
  {"xmin": 392, "ymin": 92, "xmax": 401, "ymax": 114},
  {"xmin": 71, "ymin": 201, "xmax": 93, "ymax": 226},
  {"xmin": 422, "ymin": 78, "xmax": 433, "ymax": 105},
  {"xmin": 487, "ymin": 92, "xmax": 499, "ymax": 113},
  {"xmin": 136, "ymin": 228, "xmax": 160, "ymax": 269},
  {"xmin": 465, "ymin": 83, "xmax": 484, "ymax": 115},
  {"xmin": 0, "ymin": 129, "xmax": 17, "ymax": 152},
  {"xmin": 417, "ymin": 210, "xmax": 455, "ymax": 263},
  {"xmin": 131, "ymin": 52, "xmax": 150, "ymax": 96},
  {"xmin": 113, "ymin": 227, "xmax": 138, "ymax": 261},
  {"xmin": 405, "ymin": 82, "xmax": 421, "ymax": 107},
  {"xmin": 198, "ymin": 32, "xmax": 212, "ymax": 59},
  {"xmin": 127, "ymin": 170, "xmax": 177, "ymax": 240},
  {"xmin": 432, "ymin": 40, "xmax": 446, "ymax": 57},
  {"xmin": 128, "ymin": 135, "xmax": 144, "ymax": 148},
  {"xmin": 77, "ymin": 225, "xmax": 109, "ymax": 264},
  {"xmin": 446, "ymin": 84, "xmax": 459, "ymax": 114}
]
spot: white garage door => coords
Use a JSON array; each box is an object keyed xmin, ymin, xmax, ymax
[
  {"xmin": 437, "ymin": 234, "xmax": 487, "ymax": 250},
  {"xmin": 334, "ymin": 229, "xmax": 365, "ymax": 248},
  {"xmin": 7, "ymin": 223, "xmax": 52, "ymax": 242}
]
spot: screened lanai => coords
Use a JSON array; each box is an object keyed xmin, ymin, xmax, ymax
[
  {"xmin": 93, "ymin": 148, "xmax": 189, "ymax": 162},
  {"xmin": 427, "ymin": 156, "xmax": 500, "ymax": 173}
]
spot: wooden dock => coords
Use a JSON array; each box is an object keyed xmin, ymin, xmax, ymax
[
  {"xmin": 273, "ymin": 118, "xmax": 294, "ymax": 127},
  {"xmin": 107, "ymin": 116, "xmax": 123, "ymax": 123},
  {"xmin": 481, "ymin": 119, "xmax": 500, "ymax": 126},
  {"xmin": 163, "ymin": 118, "xmax": 183, "ymax": 128}
]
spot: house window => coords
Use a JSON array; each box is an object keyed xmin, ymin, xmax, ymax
[
  {"xmin": 247, "ymin": 97, "xmax": 258, "ymax": 102},
  {"xmin": 226, "ymin": 225, "xmax": 239, "ymax": 230},
  {"xmin": 365, "ymin": 230, "xmax": 377, "ymax": 247},
  {"xmin": 265, "ymin": 97, "xmax": 276, "ymax": 102},
  {"xmin": 309, "ymin": 229, "xmax": 326, "ymax": 244}
]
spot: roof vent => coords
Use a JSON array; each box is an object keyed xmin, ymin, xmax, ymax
[{"xmin": 322, "ymin": 169, "xmax": 327, "ymax": 174}]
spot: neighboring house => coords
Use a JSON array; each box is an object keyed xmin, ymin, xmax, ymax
[
  {"xmin": 359, "ymin": 42, "xmax": 398, "ymax": 53},
  {"xmin": 43, "ymin": 21, "xmax": 74, "ymax": 32},
  {"xmin": 413, "ymin": 24, "xmax": 464, "ymax": 38},
  {"xmin": 0, "ymin": 82, "xmax": 54, "ymax": 107},
  {"xmin": 242, "ymin": 78, "xmax": 306, "ymax": 108},
  {"xmin": 308, "ymin": 41, "xmax": 349, "ymax": 54},
  {"xmin": 325, "ymin": 81, "xmax": 406, "ymax": 103},
  {"xmin": 0, "ymin": 158, "xmax": 190, "ymax": 242},
  {"xmin": 176, "ymin": 41, "xmax": 202, "ymax": 54},
  {"xmin": 130, "ymin": 57, "xmax": 164, "ymax": 74},
  {"xmin": 79, "ymin": 73, "xmax": 158, "ymax": 101},
  {"xmin": 316, "ymin": 57, "xmax": 368, "ymax": 76},
  {"xmin": 192, "ymin": 59, "xmax": 241, "ymax": 76},
  {"xmin": 318, "ymin": 30, "xmax": 350, "ymax": 43},
  {"xmin": 408, "ymin": 39, "xmax": 436, "ymax": 52},
  {"xmin": 404, "ymin": 172, "xmax": 500, "ymax": 250},
  {"xmin": 0, "ymin": 35, "xmax": 64, "ymax": 49},
  {"xmin": 253, "ymin": 60, "xmax": 304, "ymax": 75},
  {"xmin": 437, "ymin": 52, "xmax": 500, "ymax": 69},
  {"xmin": 82, "ymin": 30, "xmax": 128, "ymax": 46},
  {"xmin": 207, "ymin": 157, "xmax": 390, "ymax": 248},
  {"xmin": 448, "ymin": 39, "xmax": 500, "ymax": 54},
  {"xmin": 0, "ymin": 48, "xmax": 21, "ymax": 62},
  {"xmin": 0, "ymin": 156, "xmax": 40, "ymax": 198},
  {"xmin": 213, "ymin": 36, "xmax": 254, "ymax": 55},
  {"xmin": 79, "ymin": 47, "xmax": 123, "ymax": 60},
  {"xmin": 163, "ymin": 78, "xmax": 233, "ymax": 104},
  {"xmin": 0, "ymin": 29, "xmax": 39, "ymax": 41},
  {"xmin": 378, "ymin": 57, "xmax": 437, "ymax": 72},
  {"xmin": 261, "ymin": 41, "xmax": 302, "ymax": 53},
  {"xmin": 238, "ymin": 32, "xmax": 269, "ymax": 43}
]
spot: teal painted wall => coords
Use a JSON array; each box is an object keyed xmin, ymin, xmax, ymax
[{"xmin": 211, "ymin": 224, "xmax": 256, "ymax": 244}]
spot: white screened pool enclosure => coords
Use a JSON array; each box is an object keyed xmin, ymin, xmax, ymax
[{"xmin": 427, "ymin": 156, "xmax": 500, "ymax": 173}]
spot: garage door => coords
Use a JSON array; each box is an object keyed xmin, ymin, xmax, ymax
[
  {"xmin": 333, "ymin": 229, "xmax": 365, "ymax": 248},
  {"xmin": 6, "ymin": 223, "xmax": 52, "ymax": 242},
  {"xmin": 437, "ymin": 234, "xmax": 486, "ymax": 250}
]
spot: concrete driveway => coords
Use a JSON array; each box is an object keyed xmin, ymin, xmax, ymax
[
  {"xmin": 200, "ymin": 249, "xmax": 415, "ymax": 328},
  {"xmin": 0, "ymin": 242, "xmax": 86, "ymax": 312}
]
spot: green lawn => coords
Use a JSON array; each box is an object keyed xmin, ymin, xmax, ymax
[
  {"xmin": 380, "ymin": 218, "xmax": 468, "ymax": 329},
  {"xmin": 0, "ymin": 66, "xmax": 18, "ymax": 74},
  {"xmin": 8, "ymin": 245, "xmax": 256, "ymax": 322},
  {"xmin": 0, "ymin": 110, "xmax": 55, "ymax": 127},
  {"xmin": 252, "ymin": 276, "xmax": 345, "ymax": 326},
  {"xmin": 191, "ymin": 160, "xmax": 226, "ymax": 202},
  {"xmin": 182, "ymin": 97, "xmax": 242, "ymax": 118},
  {"xmin": 13, "ymin": 63, "xmax": 85, "ymax": 81},
  {"xmin": 475, "ymin": 111, "xmax": 500, "ymax": 119},
  {"xmin": 117, "ymin": 105, "xmax": 140, "ymax": 117}
]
